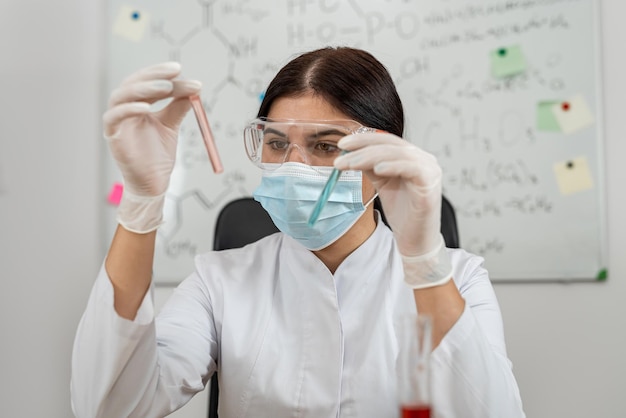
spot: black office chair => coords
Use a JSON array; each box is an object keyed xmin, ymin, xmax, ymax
[{"xmin": 208, "ymin": 195, "xmax": 459, "ymax": 417}]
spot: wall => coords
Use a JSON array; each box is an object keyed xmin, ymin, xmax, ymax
[
  {"xmin": 0, "ymin": 0, "xmax": 102, "ymax": 416},
  {"xmin": 0, "ymin": 1, "xmax": 624, "ymax": 417}
]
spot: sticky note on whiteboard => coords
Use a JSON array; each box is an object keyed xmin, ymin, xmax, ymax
[
  {"xmin": 112, "ymin": 5, "xmax": 150, "ymax": 42},
  {"xmin": 490, "ymin": 45, "xmax": 527, "ymax": 78},
  {"xmin": 537, "ymin": 101, "xmax": 561, "ymax": 131},
  {"xmin": 107, "ymin": 182, "xmax": 124, "ymax": 205},
  {"xmin": 551, "ymin": 95, "xmax": 594, "ymax": 134},
  {"xmin": 553, "ymin": 156, "xmax": 594, "ymax": 195}
]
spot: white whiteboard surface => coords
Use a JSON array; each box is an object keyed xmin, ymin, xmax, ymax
[{"xmin": 103, "ymin": 0, "xmax": 607, "ymax": 283}]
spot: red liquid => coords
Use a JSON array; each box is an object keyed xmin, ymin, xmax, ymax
[{"xmin": 401, "ymin": 405, "xmax": 431, "ymax": 418}]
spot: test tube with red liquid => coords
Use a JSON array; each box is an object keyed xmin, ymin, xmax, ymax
[
  {"xmin": 397, "ymin": 315, "xmax": 433, "ymax": 418},
  {"xmin": 401, "ymin": 404, "xmax": 431, "ymax": 418}
]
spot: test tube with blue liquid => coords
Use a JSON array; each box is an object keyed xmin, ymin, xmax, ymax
[
  {"xmin": 308, "ymin": 127, "xmax": 380, "ymax": 226},
  {"xmin": 307, "ymin": 151, "xmax": 347, "ymax": 226}
]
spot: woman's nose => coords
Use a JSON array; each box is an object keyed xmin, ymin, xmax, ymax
[{"xmin": 284, "ymin": 144, "xmax": 309, "ymax": 164}]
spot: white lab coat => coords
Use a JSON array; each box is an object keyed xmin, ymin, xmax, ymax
[{"xmin": 71, "ymin": 218, "xmax": 525, "ymax": 418}]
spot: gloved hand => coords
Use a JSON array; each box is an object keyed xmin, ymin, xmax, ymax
[
  {"xmin": 334, "ymin": 132, "xmax": 453, "ymax": 289},
  {"xmin": 103, "ymin": 62, "xmax": 202, "ymax": 233}
]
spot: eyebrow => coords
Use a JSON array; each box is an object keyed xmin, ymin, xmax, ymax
[
  {"xmin": 263, "ymin": 127, "xmax": 287, "ymax": 137},
  {"xmin": 312, "ymin": 128, "xmax": 349, "ymax": 137},
  {"xmin": 262, "ymin": 126, "xmax": 350, "ymax": 141}
]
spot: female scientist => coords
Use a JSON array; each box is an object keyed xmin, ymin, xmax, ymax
[{"xmin": 71, "ymin": 47, "xmax": 525, "ymax": 417}]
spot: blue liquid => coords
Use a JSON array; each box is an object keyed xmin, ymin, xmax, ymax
[{"xmin": 308, "ymin": 167, "xmax": 342, "ymax": 226}]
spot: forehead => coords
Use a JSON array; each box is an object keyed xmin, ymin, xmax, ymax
[{"xmin": 267, "ymin": 94, "xmax": 351, "ymax": 121}]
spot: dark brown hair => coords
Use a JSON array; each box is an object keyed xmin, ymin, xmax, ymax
[{"xmin": 257, "ymin": 47, "xmax": 404, "ymax": 137}]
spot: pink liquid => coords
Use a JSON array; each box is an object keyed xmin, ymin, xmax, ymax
[
  {"xmin": 401, "ymin": 405, "xmax": 431, "ymax": 418},
  {"xmin": 189, "ymin": 94, "xmax": 224, "ymax": 174}
]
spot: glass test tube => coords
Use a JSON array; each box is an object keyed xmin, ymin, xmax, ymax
[
  {"xmin": 397, "ymin": 314, "xmax": 433, "ymax": 418},
  {"xmin": 189, "ymin": 94, "xmax": 224, "ymax": 174}
]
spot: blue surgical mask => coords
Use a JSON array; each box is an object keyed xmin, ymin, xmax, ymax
[{"xmin": 253, "ymin": 162, "xmax": 375, "ymax": 250}]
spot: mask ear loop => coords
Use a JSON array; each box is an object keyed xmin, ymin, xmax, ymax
[{"xmin": 364, "ymin": 192, "xmax": 378, "ymax": 208}]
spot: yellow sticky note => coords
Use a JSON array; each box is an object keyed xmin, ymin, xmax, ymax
[
  {"xmin": 490, "ymin": 46, "xmax": 527, "ymax": 78},
  {"xmin": 553, "ymin": 156, "xmax": 594, "ymax": 195},
  {"xmin": 551, "ymin": 95, "xmax": 594, "ymax": 134},
  {"xmin": 112, "ymin": 5, "xmax": 150, "ymax": 42}
]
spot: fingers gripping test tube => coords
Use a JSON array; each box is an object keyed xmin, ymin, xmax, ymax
[{"xmin": 189, "ymin": 94, "xmax": 224, "ymax": 174}]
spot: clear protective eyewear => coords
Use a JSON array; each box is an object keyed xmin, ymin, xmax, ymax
[{"xmin": 243, "ymin": 117, "xmax": 376, "ymax": 169}]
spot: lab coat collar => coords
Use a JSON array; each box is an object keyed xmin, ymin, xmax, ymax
[{"xmin": 280, "ymin": 210, "xmax": 395, "ymax": 279}]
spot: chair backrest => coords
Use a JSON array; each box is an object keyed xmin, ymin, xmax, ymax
[
  {"xmin": 440, "ymin": 195, "xmax": 460, "ymax": 248},
  {"xmin": 208, "ymin": 195, "xmax": 459, "ymax": 417},
  {"xmin": 213, "ymin": 197, "xmax": 279, "ymax": 251}
]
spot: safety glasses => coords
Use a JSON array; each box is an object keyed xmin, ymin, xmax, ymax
[{"xmin": 243, "ymin": 118, "xmax": 376, "ymax": 170}]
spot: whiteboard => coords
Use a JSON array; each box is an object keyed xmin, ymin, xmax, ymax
[{"xmin": 103, "ymin": 0, "xmax": 607, "ymax": 283}]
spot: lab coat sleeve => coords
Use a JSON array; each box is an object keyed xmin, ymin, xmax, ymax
[
  {"xmin": 430, "ymin": 251, "xmax": 525, "ymax": 418},
  {"xmin": 70, "ymin": 262, "xmax": 217, "ymax": 418}
]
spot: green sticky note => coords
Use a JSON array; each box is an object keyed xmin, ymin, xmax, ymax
[
  {"xmin": 596, "ymin": 268, "xmax": 608, "ymax": 281},
  {"xmin": 490, "ymin": 46, "xmax": 526, "ymax": 78},
  {"xmin": 537, "ymin": 101, "xmax": 561, "ymax": 131}
]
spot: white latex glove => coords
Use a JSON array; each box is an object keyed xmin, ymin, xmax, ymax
[
  {"xmin": 103, "ymin": 62, "xmax": 202, "ymax": 233},
  {"xmin": 335, "ymin": 132, "xmax": 453, "ymax": 289}
]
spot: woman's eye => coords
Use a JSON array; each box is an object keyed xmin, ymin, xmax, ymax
[
  {"xmin": 316, "ymin": 142, "xmax": 340, "ymax": 153},
  {"xmin": 265, "ymin": 139, "xmax": 289, "ymax": 150}
]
